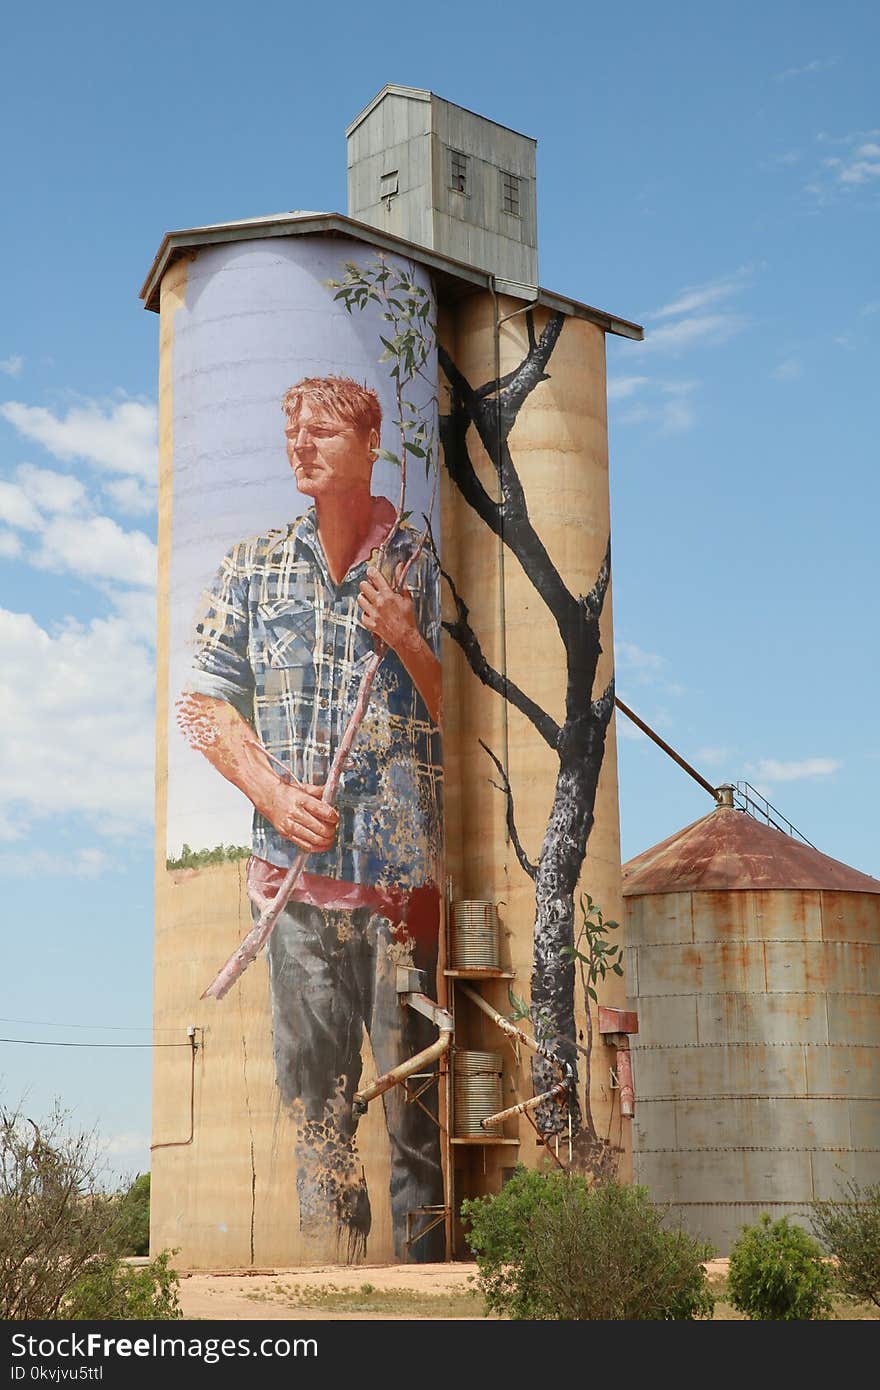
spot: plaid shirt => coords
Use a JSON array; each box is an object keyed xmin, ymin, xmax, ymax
[{"xmin": 187, "ymin": 507, "xmax": 443, "ymax": 889}]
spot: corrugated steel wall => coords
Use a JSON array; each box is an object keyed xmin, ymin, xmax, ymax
[{"xmin": 625, "ymin": 886, "xmax": 880, "ymax": 1253}]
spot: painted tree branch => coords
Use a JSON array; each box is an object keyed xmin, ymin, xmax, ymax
[
  {"xmin": 479, "ymin": 739, "xmax": 537, "ymax": 881},
  {"xmin": 439, "ymin": 317, "xmax": 580, "ymax": 641},
  {"xmin": 439, "ymin": 559, "xmax": 560, "ymax": 751},
  {"xmin": 581, "ymin": 538, "xmax": 612, "ymax": 622},
  {"xmin": 439, "ymin": 309, "xmax": 617, "ymax": 1142}
]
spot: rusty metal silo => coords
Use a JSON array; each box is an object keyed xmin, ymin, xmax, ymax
[{"xmin": 622, "ymin": 802, "xmax": 880, "ymax": 1253}]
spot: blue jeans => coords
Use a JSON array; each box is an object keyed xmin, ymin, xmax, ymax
[{"xmin": 264, "ymin": 900, "xmax": 445, "ymax": 1262}]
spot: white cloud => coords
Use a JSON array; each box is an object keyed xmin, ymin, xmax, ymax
[
  {"xmin": 772, "ymin": 358, "xmax": 802, "ymax": 381},
  {"xmin": 0, "ymin": 463, "xmax": 155, "ymax": 590},
  {"xmin": 615, "ymin": 640, "xmax": 685, "ymax": 703},
  {"xmin": 0, "ymin": 847, "xmax": 110, "ymax": 878},
  {"xmin": 657, "ymin": 396, "xmax": 696, "ymax": 432},
  {"xmin": 616, "ymin": 640, "xmax": 665, "ymax": 674},
  {"xmin": 99, "ymin": 1132, "xmax": 153, "ymax": 1180},
  {"xmin": 0, "ymin": 608, "xmax": 154, "ymax": 836},
  {"xmin": 607, "ymin": 375, "xmax": 650, "ymax": 402},
  {"xmin": 33, "ymin": 515, "xmax": 157, "ymax": 588},
  {"xmin": 107, "ymin": 587, "xmax": 156, "ymax": 646},
  {"xmin": 100, "ymin": 1132, "xmax": 152, "ymax": 1158},
  {"xmin": 614, "ymin": 379, "xmax": 698, "ymax": 433},
  {"xmin": 15, "ymin": 463, "xmax": 88, "ymax": 515},
  {"xmin": 698, "ymin": 746, "xmax": 733, "ymax": 769},
  {"xmin": 817, "ymin": 127, "xmax": 880, "ymax": 146},
  {"xmin": 615, "ymin": 714, "xmax": 643, "ymax": 742},
  {"xmin": 103, "ymin": 476, "xmax": 158, "ymax": 517},
  {"xmin": 643, "ymin": 312, "xmax": 748, "ymax": 352},
  {"xmin": 839, "ymin": 143, "xmax": 880, "ymax": 185},
  {"xmin": 751, "ymin": 757, "xmax": 841, "ymax": 783},
  {"xmin": 634, "ymin": 270, "xmax": 755, "ymax": 357},
  {"xmin": 0, "ymin": 480, "xmax": 43, "ymax": 531},
  {"xmin": 760, "ymin": 150, "xmax": 802, "ymax": 170},
  {"xmin": 806, "ymin": 131, "xmax": 880, "ymax": 200},
  {"xmin": 651, "ymin": 270, "xmax": 752, "ymax": 321},
  {"xmin": 0, "ymin": 398, "xmax": 157, "ymax": 481},
  {"xmin": 775, "ymin": 57, "xmax": 838, "ymax": 82},
  {"xmin": 0, "ymin": 355, "xmax": 23, "ymax": 378},
  {"xmin": 861, "ymin": 300, "xmax": 880, "ymax": 316},
  {"xmin": 0, "ymin": 530, "xmax": 22, "ymax": 558}
]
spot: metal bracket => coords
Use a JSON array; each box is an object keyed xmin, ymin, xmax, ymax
[
  {"xmin": 405, "ymin": 1205, "xmax": 449, "ymax": 1251},
  {"xmin": 402, "ymin": 1072, "xmax": 443, "ymax": 1128}
]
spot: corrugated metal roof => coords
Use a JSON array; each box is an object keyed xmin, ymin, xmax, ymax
[
  {"xmin": 622, "ymin": 805, "xmax": 880, "ymax": 896},
  {"xmin": 137, "ymin": 210, "xmax": 643, "ymax": 341}
]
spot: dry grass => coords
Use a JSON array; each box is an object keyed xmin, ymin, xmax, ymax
[{"xmin": 242, "ymin": 1280, "xmax": 487, "ymax": 1319}]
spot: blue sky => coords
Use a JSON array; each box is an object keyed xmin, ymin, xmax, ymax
[{"xmin": 1, "ymin": 0, "xmax": 877, "ymax": 1180}]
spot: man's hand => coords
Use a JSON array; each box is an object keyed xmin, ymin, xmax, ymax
[
  {"xmin": 357, "ymin": 563, "xmax": 421, "ymax": 654},
  {"xmin": 261, "ymin": 780, "xmax": 339, "ymax": 853}
]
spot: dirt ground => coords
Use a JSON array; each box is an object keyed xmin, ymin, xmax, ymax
[
  {"xmin": 175, "ymin": 1259, "xmax": 731, "ymax": 1321},
  {"xmin": 177, "ymin": 1261, "xmax": 479, "ymax": 1320}
]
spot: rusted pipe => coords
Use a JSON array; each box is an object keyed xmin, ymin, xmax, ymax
[
  {"xmin": 614, "ymin": 697, "xmax": 720, "ymax": 801},
  {"xmin": 353, "ymin": 1028, "xmax": 452, "ymax": 1112},
  {"xmin": 615, "ymin": 1048, "xmax": 635, "ymax": 1118},
  {"xmin": 403, "ymin": 993, "xmax": 454, "ymax": 1032},
  {"xmin": 458, "ymin": 983, "xmax": 559, "ymax": 1067},
  {"xmin": 480, "ymin": 1080, "xmax": 570, "ymax": 1129}
]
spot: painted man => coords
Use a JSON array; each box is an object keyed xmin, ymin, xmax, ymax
[{"xmin": 181, "ymin": 376, "xmax": 444, "ymax": 1262}]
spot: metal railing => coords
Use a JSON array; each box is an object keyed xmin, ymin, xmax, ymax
[{"xmin": 733, "ymin": 781, "xmax": 817, "ymax": 849}]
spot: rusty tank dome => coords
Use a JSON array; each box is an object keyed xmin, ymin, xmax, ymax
[{"xmin": 622, "ymin": 804, "xmax": 880, "ymax": 897}]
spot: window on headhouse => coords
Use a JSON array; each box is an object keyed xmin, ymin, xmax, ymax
[
  {"xmin": 502, "ymin": 172, "xmax": 521, "ymax": 216},
  {"xmin": 380, "ymin": 170, "xmax": 399, "ymax": 200},
  {"xmin": 449, "ymin": 148, "xmax": 468, "ymax": 194}
]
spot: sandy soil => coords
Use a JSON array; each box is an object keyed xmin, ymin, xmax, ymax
[
  {"xmin": 175, "ymin": 1259, "xmax": 731, "ymax": 1321},
  {"xmin": 177, "ymin": 1261, "xmax": 481, "ymax": 1320}
]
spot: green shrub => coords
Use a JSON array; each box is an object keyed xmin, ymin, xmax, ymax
[
  {"xmin": 1, "ymin": 1102, "xmax": 121, "ymax": 1319},
  {"xmin": 811, "ymin": 1179, "xmax": 880, "ymax": 1310},
  {"xmin": 110, "ymin": 1173, "xmax": 151, "ymax": 1256},
  {"xmin": 727, "ymin": 1215, "xmax": 835, "ymax": 1320},
  {"xmin": 462, "ymin": 1168, "xmax": 715, "ymax": 1320},
  {"xmin": 64, "ymin": 1250, "xmax": 181, "ymax": 1321}
]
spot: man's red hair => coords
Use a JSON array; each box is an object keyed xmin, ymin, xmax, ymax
[{"xmin": 281, "ymin": 376, "xmax": 381, "ymax": 437}]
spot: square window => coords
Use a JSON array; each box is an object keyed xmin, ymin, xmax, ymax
[
  {"xmin": 449, "ymin": 148, "xmax": 468, "ymax": 195},
  {"xmin": 380, "ymin": 170, "xmax": 399, "ymax": 200},
  {"xmin": 502, "ymin": 172, "xmax": 520, "ymax": 216}
]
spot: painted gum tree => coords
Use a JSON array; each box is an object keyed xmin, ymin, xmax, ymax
[{"xmin": 437, "ymin": 309, "xmax": 616, "ymax": 1149}]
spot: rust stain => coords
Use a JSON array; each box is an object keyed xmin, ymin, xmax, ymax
[{"xmin": 623, "ymin": 807, "xmax": 880, "ymax": 897}]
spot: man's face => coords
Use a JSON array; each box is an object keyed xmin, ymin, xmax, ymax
[{"xmin": 285, "ymin": 399, "xmax": 377, "ymax": 498}]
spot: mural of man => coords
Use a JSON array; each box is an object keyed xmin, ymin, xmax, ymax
[{"xmin": 180, "ymin": 376, "xmax": 444, "ymax": 1262}]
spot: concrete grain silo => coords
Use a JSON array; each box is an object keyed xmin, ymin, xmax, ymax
[
  {"xmin": 142, "ymin": 87, "xmax": 642, "ymax": 1267},
  {"xmin": 623, "ymin": 796, "xmax": 880, "ymax": 1253}
]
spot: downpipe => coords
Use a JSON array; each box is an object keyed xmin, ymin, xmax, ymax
[{"xmin": 353, "ymin": 980, "xmax": 454, "ymax": 1114}]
